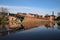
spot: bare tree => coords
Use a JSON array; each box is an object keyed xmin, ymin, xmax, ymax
[{"xmin": 0, "ymin": 7, "xmax": 9, "ymax": 22}]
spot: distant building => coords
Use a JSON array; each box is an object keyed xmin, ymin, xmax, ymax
[
  {"xmin": 26, "ymin": 13, "xmax": 35, "ymax": 17},
  {"xmin": 38, "ymin": 15, "xmax": 43, "ymax": 19},
  {"xmin": 17, "ymin": 12, "xmax": 43, "ymax": 19}
]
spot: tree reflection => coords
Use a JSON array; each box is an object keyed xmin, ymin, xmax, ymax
[
  {"xmin": 0, "ymin": 24, "xmax": 8, "ymax": 36},
  {"xmin": 57, "ymin": 22, "xmax": 60, "ymax": 29}
]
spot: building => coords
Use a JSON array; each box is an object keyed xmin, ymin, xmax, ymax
[
  {"xmin": 26, "ymin": 13, "xmax": 43, "ymax": 19},
  {"xmin": 26, "ymin": 13, "xmax": 35, "ymax": 17},
  {"xmin": 38, "ymin": 15, "xmax": 43, "ymax": 19}
]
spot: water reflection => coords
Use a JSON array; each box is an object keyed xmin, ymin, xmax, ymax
[
  {"xmin": 0, "ymin": 21, "xmax": 60, "ymax": 36},
  {"xmin": 57, "ymin": 22, "xmax": 60, "ymax": 29},
  {"xmin": 45, "ymin": 22, "xmax": 55, "ymax": 29},
  {"xmin": 8, "ymin": 22, "xmax": 21, "ymax": 29},
  {"xmin": 23, "ymin": 23, "xmax": 41, "ymax": 30},
  {"xmin": 0, "ymin": 22, "xmax": 24, "ymax": 36},
  {"xmin": 0, "ymin": 22, "xmax": 44, "ymax": 36}
]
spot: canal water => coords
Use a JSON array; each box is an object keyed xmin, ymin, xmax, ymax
[{"xmin": 0, "ymin": 22, "xmax": 60, "ymax": 40}]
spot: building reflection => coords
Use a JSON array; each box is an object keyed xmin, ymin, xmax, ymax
[
  {"xmin": 23, "ymin": 23, "xmax": 42, "ymax": 30},
  {"xmin": 45, "ymin": 22, "xmax": 55, "ymax": 29},
  {"xmin": 8, "ymin": 22, "xmax": 21, "ymax": 29}
]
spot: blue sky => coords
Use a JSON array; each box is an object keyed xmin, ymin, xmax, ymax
[{"xmin": 0, "ymin": 0, "xmax": 60, "ymax": 16}]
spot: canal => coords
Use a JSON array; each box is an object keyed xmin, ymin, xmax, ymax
[{"xmin": 0, "ymin": 22, "xmax": 60, "ymax": 40}]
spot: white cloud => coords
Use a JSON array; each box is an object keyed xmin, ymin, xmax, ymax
[{"xmin": 0, "ymin": 5, "xmax": 58, "ymax": 16}]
